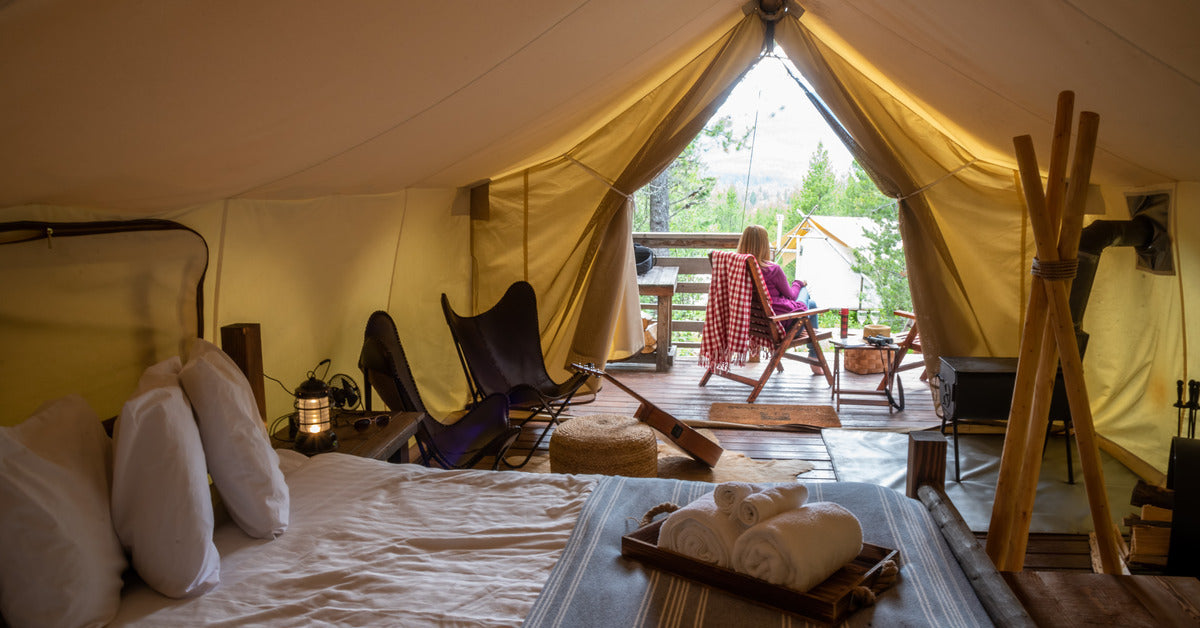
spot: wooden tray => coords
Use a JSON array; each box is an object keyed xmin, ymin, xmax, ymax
[{"xmin": 621, "ymin": 519, "xmax": 899, "ymax": 626}]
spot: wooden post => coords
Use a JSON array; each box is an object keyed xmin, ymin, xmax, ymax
[
  {"xmin": 986, "ymin": 93, "xmax": 1121, "ymax": 574},
  {"xmin": 1030, "ymin": 111, "xmax": 1121, "ymax": 573},
  {"xmin": 994, "ymin": 127, "xmax": 1068, "ymax": 571},
  {"xmin": 1005, "ymin": 106, "xmax": 1094, "ymax": 565},
  {"xmin": 987, "ymin": 295, "xmax": 1056, "ymax": 570},
  {"xmin": 987, "ymin": 91, "xmax": 1074, "ymax": 569},
  {"xmin": 907, "ymin": 431, "xmax": 947, "ymax": 499},
  {"xmin": 1003, "ymin": 325, "xmax": 1062, "ymax": 567},
  {"xmin": 221, "ymin": 323, "xmax": 267, "ymax": 422},
  {"xmin": 1046, "ymin": 128, "xmax": 1120, "ymax": 568}
]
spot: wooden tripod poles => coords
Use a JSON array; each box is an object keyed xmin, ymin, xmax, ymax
[{"xmin": 985, "ymin": 91, "xmax": 1123, "ymax": 574}]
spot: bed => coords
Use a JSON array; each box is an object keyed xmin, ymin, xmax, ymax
[
  {"xmin": 95, "ymin": 453, "xmax": 994, "ymax": 627},
  {"xmin": 0, "ymin": 220, "xmax": 1029, "ymax": 627}
]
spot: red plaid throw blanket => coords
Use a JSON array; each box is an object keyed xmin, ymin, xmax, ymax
[{"xmin": 699, "ymin": 251, "xmax": 771, "ymax": 370}]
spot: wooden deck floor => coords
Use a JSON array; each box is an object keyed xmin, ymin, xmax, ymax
[
  {"xmin": 586, "ymin": 352, "xmax": 941, "ymax": 430},
  {"xmin": 508, "ymin": 352, "xmax": 941, "ymax": 482},
  {"xmin": 497, "ymin": 352, "xmax": 1095, "ymax": 571}
]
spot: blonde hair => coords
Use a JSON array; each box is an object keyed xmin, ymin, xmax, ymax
[{"xmin": 736, "ymin": 225, "xmax": 772, "ymax": 265}]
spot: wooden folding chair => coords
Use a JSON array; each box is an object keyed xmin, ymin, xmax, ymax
[
  {"xmin": 699, "ymin": 253, "xmax": 833, "ymax": 402},
  {"xmin": 877, "ymin": 309, "xmax": 928, "ymax": 391}
]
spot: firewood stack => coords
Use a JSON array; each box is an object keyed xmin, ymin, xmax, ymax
[
  {"xmin": 1126, "ymin": 480, "xmax": 1175, "ymax": 567},
  {"xmin": 641, "ymin": 314, "xmax": 658, "ymax": 354}
]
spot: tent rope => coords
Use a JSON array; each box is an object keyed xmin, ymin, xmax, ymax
[
  {"xmin": 1030, "ymin": 257, "xmax": 1078, "ymax": 281},
  {"xmin": 772, "ymin": 52, "xmax": 979, "ymax": 208},
  {"xmin": 740, "ymin": 86, "xmax": 763, "ymax": 226},
  {"xmin": 564, "ymin": 155, "xmax": 633, "ymax": 199},
  {"xmin": 894, "ymin": 159, "xmax": 980, "ymax": 201},
  {"xmin": 773, "ymin": 54, "xmax": 885, "ymax": 184},
  {"xmin": 849, "ymin": 156, "xmax": 977, "ymax": 219},
  {"xmin": 1171, "ymin": 190, "xmax": 1189, "ymax": 379},
  {"xmin": 384, "ymin": 189, "xmax": 409, "ymax": 310}
]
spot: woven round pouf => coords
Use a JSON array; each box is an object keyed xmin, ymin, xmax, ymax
[{"xmin": 550, "ymin": 414, "xmax": 657, "ymax": 477}]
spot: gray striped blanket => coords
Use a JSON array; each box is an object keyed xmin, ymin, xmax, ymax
[{"xmin": 524, "ymin": 476, "xmax": 993, "ymax": 627}]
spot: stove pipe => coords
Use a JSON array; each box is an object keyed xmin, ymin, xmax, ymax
[{"xmin": 1069, "ymin": 212, "xmax": 1170, "ymax": 355}]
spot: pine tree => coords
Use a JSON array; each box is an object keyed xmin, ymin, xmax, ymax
[
  {"xmin": 790, "ymin": 141, "xmax": 837, "ymax": 217},
  {"xmin": 636, "ymin": 115, "xmax": 748, "ymax": 233},
  {"xmin": 835, "ymin": 161, "xmax": 889, "ymax": 217},
  {"xmin": 850, "ymin": 201, "xmax": 912, "ymax": 329}
]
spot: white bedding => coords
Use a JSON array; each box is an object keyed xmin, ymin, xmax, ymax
[{"xmin": 111, "ymin": 452, "xmax": 597, "ymax": 627}]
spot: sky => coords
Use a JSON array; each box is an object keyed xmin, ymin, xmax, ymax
[{"xmin": 701, "ymin": 53, "xmax": 855, "ymax": 196}]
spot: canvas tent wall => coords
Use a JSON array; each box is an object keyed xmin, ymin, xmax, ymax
[
  {"xmin": 2, "ymin": 0, "xmax": 1197, "ymax": 476},
  {"xmin": 0, "ymin": 0, "xmax": 750, "ymax": 424}
]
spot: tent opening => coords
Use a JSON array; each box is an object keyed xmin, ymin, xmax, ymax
[{"xmin": 629, "ymin": 45, "xmax": 907, "ymax": 349}]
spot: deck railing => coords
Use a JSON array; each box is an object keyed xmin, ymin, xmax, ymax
[
  {"xmin": 633, "ymin": 232, "xmax": 736, "ymax": 353},
  {"xmin": 633, "ymin": 232, "xmax": 882, "ymax": 353}
]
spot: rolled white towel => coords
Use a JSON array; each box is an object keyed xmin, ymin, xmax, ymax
[
  {"xmin": 732, "ymin": 502, "xmax": 863, "ymax": 592},
  {"xmin": 658, "ymin": 492, "xmax": 746, "ymax": 568},
  {"xmin": 713, "ymin": 482, "xmax": 758, "ymax": 514},
  {"xmin": 735, "ymin": 484, "xmax": 809, "ymax": 527}
]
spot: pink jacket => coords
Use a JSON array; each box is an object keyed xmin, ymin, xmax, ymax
[{"xmin": 759, "ymin": 262, "xmax": 807, "ymax": 315}]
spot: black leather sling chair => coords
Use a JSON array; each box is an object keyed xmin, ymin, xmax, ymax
[
  {"xmin": 441, "ymin": 281, "xmax": 589, "ymax": 469},
  {"xmin": 358, "ymin": 310, "xmax": 518, "ymax": 470}
]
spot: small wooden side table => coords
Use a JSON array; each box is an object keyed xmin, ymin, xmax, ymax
[
  {"xmin": 271, "ymin": 409, "xmax": 421, "ymax": 462},
  {"xmin": 636, "ymin": 265, "xmax": 678, "ymax": 372},
  {"xmin": 830, "ymin": 337, "xmax": 899, "ymax": 413}
]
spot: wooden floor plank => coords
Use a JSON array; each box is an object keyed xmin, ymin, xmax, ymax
[{"xmin": 1003, "ymin": 571, "xmax": 1200, "ymax": 626}]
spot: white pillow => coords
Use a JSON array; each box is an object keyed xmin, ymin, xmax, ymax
[
  {"xmin": 112, "ymin": 357, "xmax": 221, "ymax": 598},
  {"xmin": 0, "ymin": 395, "xmax": 127, "ymax": 628},
  {"xmin": 179, "ymin": 338, "xmax": 289, "ymax": 539}
]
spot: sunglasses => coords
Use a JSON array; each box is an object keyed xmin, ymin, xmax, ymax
[{"xmin": 352, "ymin": 414, "xmax": 391, "ymax": 431}]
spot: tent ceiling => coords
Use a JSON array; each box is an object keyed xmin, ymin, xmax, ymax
[
  {"xmin": 800, "ymin": 0, "xmax": 1200, "ymax": 187},
  {"xmin": 2, "ymin": 0, "xmax": 1199, "ymax": 211},
  {"xmin": 0, "ymin": 0, "xmax": 742, "ymax": 209}
]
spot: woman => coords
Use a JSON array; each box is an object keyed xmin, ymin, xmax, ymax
[{"xmin": 737, "ymin": 224, "xmax": 823, "ymax": 374}]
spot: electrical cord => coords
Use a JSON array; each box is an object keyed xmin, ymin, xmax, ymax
[
  {"xmin": 263, "ymin": 372, "xmax": 295, "ymax": 396},
  {"xmin": 269, "ymin": 412, "xmax": 295, "ymax": 442},
  {"xmin": 886, "ymin": 364, "xmax": 905, "ymax": 411}
]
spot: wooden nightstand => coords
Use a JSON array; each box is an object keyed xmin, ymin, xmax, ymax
[{"xmin": 271, "ymin": 409, "xmax": 421, "ymax": 462}]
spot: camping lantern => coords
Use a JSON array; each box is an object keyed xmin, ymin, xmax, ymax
[{"xmin": 293, "ymin": 375, "xmax": 338, "ymax": 454}]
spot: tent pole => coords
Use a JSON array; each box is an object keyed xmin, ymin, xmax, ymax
[
  {"xmin": 1037, "ymin": 110, "xmax": 1123, "ymax": 573},
  {"xmin": 987, "ymin": 93, "xmax": 1121, "ymax": 574},
  {"xmin": 990, "ymin": 91, "xmax": 1074, "ymax": 570}
]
